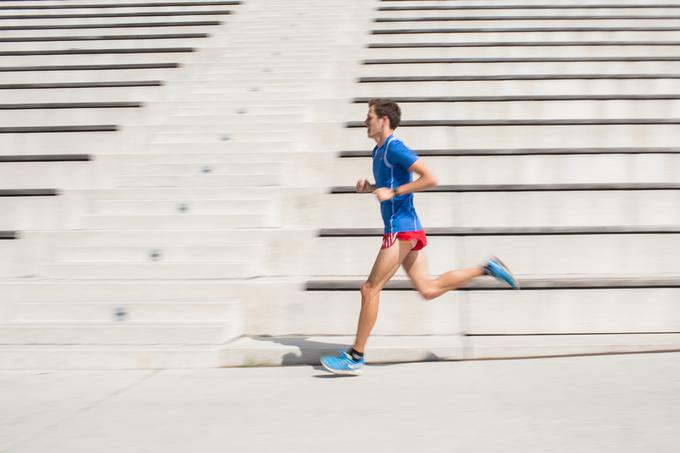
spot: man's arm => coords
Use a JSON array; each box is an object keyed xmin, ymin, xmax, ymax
[{"xmin": 373, "ymin": 159, "xmax": 438, "ymax": 201}]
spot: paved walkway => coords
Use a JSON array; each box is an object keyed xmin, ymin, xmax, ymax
[{"xmin": 2, "ymin": 352, "xmax": 679, "ymax": 453}]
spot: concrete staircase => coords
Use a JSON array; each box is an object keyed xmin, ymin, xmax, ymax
[{"xmin": 2, "ymin": 0, "xmax": 680, "ymax": 368}]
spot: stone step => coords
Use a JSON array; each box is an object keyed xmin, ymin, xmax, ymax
[
  {"xmin": 56, "ymin": 244, "xmax": 263, "ymax": 262},
  {"xmin": 0, "ymin": 344, "xmax": 224, "ymax": 369},
  {"xmin": 377, "ymin": 4, "xmax": 680, "ymax": 13},
  {"xmin": 3, "ymin": 333, "xmax": 678, "ymax": 368},
  {"xmin": 2, "ymin": 26, "xmax": 226, "ymax": 38},
  {"xmin": 2, "ymin": 277, "xmax": 677, "ymax": 337},
  {"xmin": 40, "ymin": 261, "xmax": 255, "ymax": 279},
  {"xmin": 0, "ymin": 68, "xmax": 181, "ymax": 85},
  {"xmin": 320, "ymin": 190, "xmax": 680, "ymax": 228},
  {"xmin": 0, "ymin": 196, "xmax": 67, "ymax": 230},
  {"xmin": 373, "ymin": 20, "xmax": 680, "ymax": 31},
  {"xmin": 348, "ymin": 98, "xmax": 680, "ymax": 120},
  {"xmin": 121, "ymin": 162, "xmax": 284, "ymax": 176},
  {"xmin": 157, "ymin": 113, "xmax": 309, "ymax": 125},
  {"xmin": 115, "ymin": 173, "xmax": 283, "ymax": 188},
  {"xmin": 0, "ymin": 130, "xmax": 121, "ymax": 154},
  {"xmin": 9, "ymin": 300, "xmax": 239, "ymax": 323},
  {"xmin": 0, "ymin": 240, "xmax": 22, "ymax": 278},
  {"xmin": 22, "ymin": 229, "xmax": 275, "ymax": 247},
  {"xmin": 307, "ymin": 234, "xmax": 680, "ymax": 276},
  {"xmin": 0, "ymin": 322, "xmax": 240, "ymax": 345},
  {"xmin": 330, "ymin": 153, "xmax": 680, "ymax": 185},
  {"xmin": 94, "ymin": 199, "xmax": 275, "ymax": 215},
  {"xmin": 364, "ymin": 44, "xmax": 680, "ymax": 59},
  {"xmin": 147, "ymin": 130, "xmax": 301, "ymax": 144},
  {"xmin": 464, "ymin": 288, "xmax": 680, "ymax": 335},
  {"xmin": 342, "ymin": 123, "xmax": 680, "ymax": 149},
  {"xmin": 0, "ymin": 160, "xmax": 94, "ymax": 189},
  {"xmin": 112, "ymin": 151, "xmax": 299, "ymax": 162},
  {"xmin": 150, "ymin": 101, "xmax": 308, "ymax": 116},
  {"xmin": 0, "ymin": 107, "xmax": 144, "ymax": 127},
  {"xmin": 68, "ymin": 186, "xmax": 286, "ymax": 200},
  {"xmin": 0, "ymin": 278, "xmax": 300, "ymax": 304},
  {"xmin": 219, "ymin": 333, "xmax": 680, "ymax": 366},
  {"xmin": 140, "ymin": 141, "xmax": 296, "ymax": 153},
  {"xmin": 368, "ymin": 30, "xmax": 680, "ymax": 43},
  {"xmin": 0, "ymin": 85, "xmax": 162, "ymax": 105},
  {"xmin": 82, "ymin": 213, "xmax": 273, "ymax": 229},
  {"xmin": 355, "ymin": 78, "xmax": 680, "ymax": 98},
  {"xmin": 0, "ymin": 41, "xmax": 206, "ymax": 52},
  {"xmin": 306, "ymin": 280, "xmax": 680, "ymax": 332},
  {"xmin": 360, "ymin": 60, "xmax": 680, "ymax": 78}
]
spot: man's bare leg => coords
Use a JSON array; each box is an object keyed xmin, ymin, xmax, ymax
[
  {"xmin": 353, "ymin": 240, "xmax": 415, "ymax": 353},
  {"xmin": 402, "ymin": 249, "xmax": 484, "ymax": 300}
]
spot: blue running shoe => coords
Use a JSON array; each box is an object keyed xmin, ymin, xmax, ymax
[
  {"xmin": 484, "ymin": 256, "xmax": 520, "ymax": 289},
  {"xmin": 320, "ymin": 351, "xmax": 365, "ymax": 375}
]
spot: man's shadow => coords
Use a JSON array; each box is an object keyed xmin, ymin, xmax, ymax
[{"xmin": 257, "ymin": 335, "xmax": 441, "ymax": 378}]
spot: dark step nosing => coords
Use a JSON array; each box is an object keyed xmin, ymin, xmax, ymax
[
  {"xmin": 330, "ymin": 183, "xmax": 680, "ymax": 193},
  {"xmin": 346, "ymin": 119, "xmax": 680, "ymax": 127},
  {"xmin": 0, "ymin": 63, "xmax": 180, "ymax": 72},
  {"xmin": 368, "ymin": 41, "xmax": 680, "ymax": 48},
  {"xmin": 0, "ymin": 154, "xmax": 91, "ymax": 162},
  {"xmin": 0, "ymin": 189, "xmax": 58, "ymax": 197},
  {"xmin": 0, "ymin": 102, "xmax": 141, "ymax": 110},
  {"xmin": 363, "ymin": 57, "xmax": 680, "ymax": 64},
  {"xmin": 0, "ymin": 48, "xmax": 195, "ymax": 55},
  {"xmin": 339, "ymin": 147, "xmax": 680, "ymax": 157},
  {"xmin": 352, "ymin": 95, "xmax": 680, "ymax": 103},
  {"xmin": 372, "ymin": 27, "xmax": 680, "ymax": 34},
  {"xmin": 0, "ymin": 125, "xmax": 118, "ymax": 133},
  {"xmin": 0, "ymin": 11, "xmax": 234, "ymax": 19},
  {"xmin": 319, "ymin": 226, "xmax": 680, "ymax": 237},
  {"xmin": 467, "ymin": 332, "xmax": 680, "ymax": 336},
  {"xmin": 0, "ymin": 34, "xmax": 208, "ymax": 43},
  {"xmin": 0, "ymin": 21, "xmax": 221, "ymax": 31},
  {"xmin": 359, "ymin": 74, "xmax": 680, "ymax": 82},
  {"xmin": 0, "ymin": 2, "xmax": 241, "ymax": 10},
  {"xmin": 306, "ymin": 278, "xmax": 680, "ymax": 291},
  {"xmin": 378, "ymin": 5, "xmax": 680, "ymax": 11},
  {"xmin": 0, "ymin": 231, "xmax": 18, "ymax": 240},
  {"xmin": 375, "ymin": 15, "xmax": 680, "ymax": 22},
  {"xmin": 0, "ymin": 81, "xmax": 162, "ymax": 89}
]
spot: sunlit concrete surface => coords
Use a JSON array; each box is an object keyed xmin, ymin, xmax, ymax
[{"xmin": 1, "ymin": 352, "xmax": 679, "ymax": 453}]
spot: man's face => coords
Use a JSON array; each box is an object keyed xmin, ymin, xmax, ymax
[{"xmin": 364, "ymin": 105, "xmax": 386, "ymax": 139}]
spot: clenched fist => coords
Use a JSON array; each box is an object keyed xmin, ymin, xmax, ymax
[
  {"xmin": 373, "ymin": 187, "xmax": 397, "ymax": 202},
  {"xmin": 356, "ymin": 179, "xmax": 373, "ymax": 193}
]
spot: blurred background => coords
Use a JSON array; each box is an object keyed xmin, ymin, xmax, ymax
[{"xmin": 1, "ymin": 0, "xmax": 680, "ymax": 369}]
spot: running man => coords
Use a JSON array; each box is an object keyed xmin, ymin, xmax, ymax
[{"xmin": 321, "ymin": 98, "xmax": 519, "ymax": 375}]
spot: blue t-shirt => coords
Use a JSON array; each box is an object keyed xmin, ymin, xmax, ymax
[{"xmin": 372, "ymin": 135, "xmax": 423, "ymax": 233}]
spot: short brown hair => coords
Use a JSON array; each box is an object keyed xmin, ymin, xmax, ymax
[{"xmin": 369, "ymin": 98, "xmax": 401, "ymax": 129}]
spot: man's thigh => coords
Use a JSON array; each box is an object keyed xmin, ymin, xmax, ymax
[
  {"xmin": 402, "ymin": 248, "xmax": 433, "ymax": 293},
  {"xmin": 367, "ymin": 240, "xmax": 414, "ymax": 285}
]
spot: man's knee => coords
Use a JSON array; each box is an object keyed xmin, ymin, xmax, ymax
[
  {"xmin": 417, "ymin": 286, "xmax": 439, "ymax": 301},
  {"xmin": 360, "ymin": 281, "xmax": 380, "ymax": 299}
]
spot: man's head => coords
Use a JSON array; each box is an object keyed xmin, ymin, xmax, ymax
[{"xmin": 365, "ymin": 98, "xmax": 401, "ymax": 142}]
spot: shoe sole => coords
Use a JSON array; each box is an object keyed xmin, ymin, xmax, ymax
[
  {"xmin": 492, "ymin": 256, "xmax": 521, "ymax": 290},
  {"xmin": 321, "ymin": 360, "xmax": 364, "ymax": 376}
]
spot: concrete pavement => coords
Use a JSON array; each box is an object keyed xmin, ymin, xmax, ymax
[{"xmin": 1, "ymin": 352, "xmax": 679, "ymax": 453}]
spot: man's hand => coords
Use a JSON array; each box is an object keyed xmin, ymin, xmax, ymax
[
  {"xmin": 373, "ymin": 187, "xmax": 397, "ymax": 202},
  {"xmin": 356, "ymin": 179, "xmax": 373, "ymax": 193}
]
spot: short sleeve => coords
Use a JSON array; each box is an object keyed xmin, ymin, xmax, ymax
[{"xmin": 386, "ymin": 140, "xmax": 418, "ymax": 171}]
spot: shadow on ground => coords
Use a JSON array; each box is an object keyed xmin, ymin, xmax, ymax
[
  {"xmin": 254, "ymin": 336, "xmax": 443, "ymax": 370},
  {"xmin": 256, "ymin": 335, "xmax": 349, "ymax": 365}
]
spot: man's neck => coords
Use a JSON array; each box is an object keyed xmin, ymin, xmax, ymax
[{"xmin": 374, "ymin": 131, "xmax": 394, "ymax": 148}]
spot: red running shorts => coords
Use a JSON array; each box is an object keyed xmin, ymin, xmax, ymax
[{"xmin": 381, "ymin": 230, "xmax": 428, "ymax": 251}]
